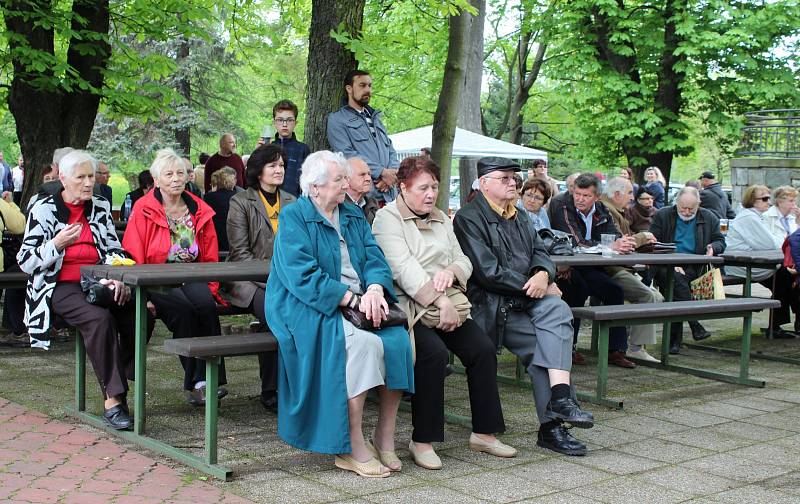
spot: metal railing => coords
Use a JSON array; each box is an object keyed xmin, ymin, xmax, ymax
[{"xmin": 736, "ymin": 109, "xmax": 800, "ymax": 158}]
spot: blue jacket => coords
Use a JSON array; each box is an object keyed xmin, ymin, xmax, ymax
[
  {"xmin": 327, "ymin": 105, "xmax": 399, "ymax": 202},
  {"xmin": 272, "ymin": 133, "xmax": 310, "ymax": 197},
  {"xmin": 644, "ymin": 181, "xmax": 665, "ymax": 209},
  {"xmin": 266, "ymin": 197, "xmax": 414, "ymax": 454}
]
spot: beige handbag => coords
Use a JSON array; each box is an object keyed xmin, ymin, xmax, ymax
[{"xmin": 411, "ymin": 286, "xmax": 472, "ymax": 329}]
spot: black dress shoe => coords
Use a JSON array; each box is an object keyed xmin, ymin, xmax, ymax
[
  {"xmin": 546, "ymin": 397, "xmax": 594, "ymax": 428},
  {"xmin": 669, "ymin": 343, "xmax": 681, "ymax": 354},
  {"xmin": 537, "ymin": 423, "xmax": 587, "ymax": 456},
  {"xmin": 445, "ymin": 364, "xmax": 455, "ymax": 377},
  {"xmin": 689, "ymin": 321, "xmax": 711, "ymax": 341},
  {"xmin": 768, "ymin": 328, "xmax": 797, "ymax": 339},
  {"xmin": 260, "ymin": 391, "xmax": 278, "ymax": 413},
  {"xmin": 187, "ymin": 386, "xmax": 229, "ymax": 406},
  {"xmin": 103, "ymin": 404, "xmax": 133, "ymax": 430}
]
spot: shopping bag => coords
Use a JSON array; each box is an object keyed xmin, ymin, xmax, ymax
[{"xmin": 690, "ymin": 267, "xmax": 726, "ymax": 300}]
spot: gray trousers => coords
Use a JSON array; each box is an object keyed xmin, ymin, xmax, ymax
[
  {"xmin": 609, "ymin": 270, "xmax": 664, "ymax": 346},
  {"xmin": 503, "ymin": 295, "xmax": 575, "ymax": 423}
]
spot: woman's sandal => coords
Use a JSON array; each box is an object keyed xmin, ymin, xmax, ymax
[
  {"xmin": 367, "ymin": 439, "xmax": 402, "ymax": 471},
  {"xmin": 334, "ymin": 454, "xmax": 390, "ymax": 478}
]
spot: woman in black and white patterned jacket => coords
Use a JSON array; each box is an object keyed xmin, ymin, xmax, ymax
[{"xmin": 18, "ymin": 150, "xmax": 137, "ymax": 431}]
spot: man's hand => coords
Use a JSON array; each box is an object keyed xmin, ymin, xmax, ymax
[
  {"xmin": 375, "ymin": 179, "xmax": 389, "ymax": 192},
  {"xmin": 1, "ymin": 191, "xmax": 12, "ymax": 203},
  {"xmin": 706, "ymin": 244, "xmax": 714, "ymax": 256},
  {"xmin": 523, "ymin": 270, "xmax": 550, "ymax": 298},
  {"xmin": 556, "ymin": 265, "xmax": 571, "ymax": 280},
  {"xmin": 642, "ymin": 232, "xmax": 657, "ymax": 244},
  {"xmin": 545, "ymin": 282, "xmax": 562, "ymax": 298},
  {"xmin": 675, "ymin": 266, "xmax": 685, "ymax": 275},
  {"xmin": 612, "ymin": 236, "xmax": 636, "ymax": 254},
  {"xmin": 380, "ymin": 168, "xmax": 398, "ymax": 188}
]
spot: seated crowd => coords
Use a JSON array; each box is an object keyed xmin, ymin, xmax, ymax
[{"xmin": 1, "ymin": 117, "xmax": 798, "ymax": 479}]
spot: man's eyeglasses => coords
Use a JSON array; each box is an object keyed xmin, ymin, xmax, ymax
[
  {"xmin": 484, "ymin": 175, "xmax": 517, "ymax": 185},
  {"xmin": 274, "ymin": 117, "xmax": 296, "ymax": 125}
]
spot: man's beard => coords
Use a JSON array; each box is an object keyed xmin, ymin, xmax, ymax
[
  {"xmin": 677, "ymin": 211, "xmax": 697, "ymax": 222},
  {"xmin": 355, "ymin": 95, "xmax": 370, "ymax": 108}
]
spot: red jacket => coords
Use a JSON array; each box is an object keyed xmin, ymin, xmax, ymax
[{"xmin": 122, "ymin": 188, "xmax": 226, "ymax": 304}]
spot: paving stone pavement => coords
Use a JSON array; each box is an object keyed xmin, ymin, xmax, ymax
[
  {"xmin": 2, "ymin": 287, "xmax": 800, "ymax": 503},
  {"xmin": 0, "ymin": 397, "xmax": 253, "ymax": 504}
]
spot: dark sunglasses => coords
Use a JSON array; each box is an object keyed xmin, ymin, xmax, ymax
[{"xmin": 757, "ymin": 196, "xmax": 771, "ymax": 202}]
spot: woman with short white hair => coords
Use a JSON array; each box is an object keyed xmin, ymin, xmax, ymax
[
  {"xmin": 122, "ymin": 148, "xmax": 229, "ymax": 405},
  {"xmin": 267, "ymin": 150, "xmax": 414, "ymax": 478},
  {"xmin": 19, "ymin": 150, "xmax": 137, "ymax": 429}
]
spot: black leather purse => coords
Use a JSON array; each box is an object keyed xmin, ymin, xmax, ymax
[
  {"xmin": 537, "ymin": 228, "xmax": 576, "ymax": 256},
  {"xmin": 80, "ymin": 273, "xmax": 115, "ymax": 308},
  {"xmin": 341, "ymin": 295, "xmax": 407, "ymax": 330}
]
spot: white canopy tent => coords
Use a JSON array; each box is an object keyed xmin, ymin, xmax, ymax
[{"xmin": 389, "ymin": 125, "xmax": 548, "ymax": 160}]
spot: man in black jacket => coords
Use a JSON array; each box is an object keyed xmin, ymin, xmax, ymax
[
  {"xmin": 650, "ymin": 186, "xmax": 726, "ymax": 353},
  {"xmin": 699, "ymin": 171, "xmax": 735, "ymax": 219},
  {"xmin": 454, "ymin": 157, "xmax": 594, "ymax": 456},
  {"xmin": 549, "ymin": 173, "xmax": 636, "ymax": 368}
]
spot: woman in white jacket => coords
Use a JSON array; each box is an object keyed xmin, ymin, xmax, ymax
[
  {"xmin": 763, "ymin": 186, "xmax": 799, "ymax": 239},
  {"xmin": 727, "ymin": 185, "xmax": 799, "ymax": 337}
]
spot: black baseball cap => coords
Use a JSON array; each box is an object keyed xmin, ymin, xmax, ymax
[{"xmin": 699, "ymin": 171, "xmax": 715, "ymax": 180}]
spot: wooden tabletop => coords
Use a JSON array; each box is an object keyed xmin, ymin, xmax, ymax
[
  {"xmin": 551, "ymin": 252, "xmax": 724, "ymax": 267},
  {"xmin": 82, "ymin": 260, "xmax": 268, "ymax": 286},
  {"xmin": 720, "ymin": 250, "xmax": 784, "ymax": 266}
]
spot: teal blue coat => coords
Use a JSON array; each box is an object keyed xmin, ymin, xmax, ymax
[{"xmin": 266, "ymin": 197, "xmax": 415, "ymax": 454}]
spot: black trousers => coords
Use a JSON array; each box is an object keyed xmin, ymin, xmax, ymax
[
  {"xmin": 249, "ymin": 286, "xmax": 277, "ymax": 395},
  {"xmin": 52, "ymin": 282, "xmax": 136, "ymax": 399},
  {"xmin": 1, "ymin": 264, "xmax": 26, "ymax": 335},
  {"xmin": 149, "ymin": 282, "xmax": 226, "ymax": 390},
  {"xmin": 411, "ymin": 318, "xmax": 505, "ymax": 443},
  {"xmin": 759, "ymin": 267, "xmax": 800, "ymax": 328},
  {"xmin": 558, "ymin": 267, "xmax": 628, "ymax": 351},
  {"xmin": 654, "ymin": 265, "xmax": 703, "ymax": 341}
]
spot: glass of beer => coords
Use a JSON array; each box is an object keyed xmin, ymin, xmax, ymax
[{"xmin": 719, "ymin": 219, "xmax": 729, "ymax": 234}]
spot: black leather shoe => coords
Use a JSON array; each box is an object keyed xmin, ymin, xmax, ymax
[
  {"xmin": 260, "ymin": 391, "xmax": 278, "ymax": 413},
  {"xmin": 537, "ymin": 423, "xmax": 587, "ymax": 456},
  {"xmin": 689, "ymin": 321, "xmax": 711, "ymax": 341},
  {"xmin": 187, "ymin": 386, "xmax": 229, "ymax": 406},
  {"xmin": 546, "ymin": 397, "xmax": 594, "ymax": 428},
  {"xmin": 767, "ymin": 328, "xmax": 797, "ymax": 339},
  {"xmin": 445, "ymin": 364, "xmax": 455, "ymax": 377},
  {"xmin": 669, "ymin": 343, "xmax": 681, "ymax": 354},
  {"xmin": 103, "ymin": 404, "xmax": 133, "ymax": 430}
]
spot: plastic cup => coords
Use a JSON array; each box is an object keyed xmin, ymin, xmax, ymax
[{"xmin": 601, "ymin": 234, "xmax": 615, "ymax": 257}]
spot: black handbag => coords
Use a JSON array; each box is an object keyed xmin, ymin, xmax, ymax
[
  {"xmin": 341, "ymin": 299, "xmax": 407, "ymax": 330},
  {"xmin": 80, "ymin": 273, "xmax": 115, "ymax": 308},
  {"xmin": 537, "ymin": 228, "xmax": 575, "ymax": 256},
  {"xmin": 0, "ymin": 211, "xmax": 22, "ymax": 271}
]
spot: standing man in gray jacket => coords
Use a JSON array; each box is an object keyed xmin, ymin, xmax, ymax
[{"xmin": 327, "ymin": 69, "xmax": 399, "ymax": 202}]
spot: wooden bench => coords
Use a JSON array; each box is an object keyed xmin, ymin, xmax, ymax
[
  {"xmin": 162, "ymin": 332, "xmax": 277, "ymax": 478},
  {"xmin": 571, "ymin": 297, "xmax": 779, "ymax": 408}
]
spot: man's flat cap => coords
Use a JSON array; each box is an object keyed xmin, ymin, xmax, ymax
[
  {"xmin": 698, "ymin": 171, "xmax": 715, "ymax": 180},
  {"xmin": 477, "ymin": 157, "xmax": 521, "ymax": 178}
]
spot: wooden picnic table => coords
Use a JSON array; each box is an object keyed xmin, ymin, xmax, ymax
[{"xmin": 71, "ymin": 260, "xmax": 269, "ymax": 479}]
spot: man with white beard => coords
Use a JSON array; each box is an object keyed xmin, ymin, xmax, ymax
[{"xmin": 649, "ymin": 186, "xmax": 726, "ymax": 354}]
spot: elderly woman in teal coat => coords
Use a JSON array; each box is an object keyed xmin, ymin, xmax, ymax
[{"xmin": 266, "ymin": 150, "xmax": 414, "ymax": 479}]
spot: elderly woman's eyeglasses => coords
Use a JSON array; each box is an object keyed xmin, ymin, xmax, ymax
[
  {"xmin": 522, "ymin": 193, "xmax": 545, "ymax": 201},
  {"xmin": 756, "ymin": 196, "xmax": 771, "ymax": 202}
]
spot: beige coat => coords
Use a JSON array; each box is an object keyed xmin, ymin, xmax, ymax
[
  {"xmin": 372, "ymin": 196, "xmax": 472, "ymax": 323},
  {"xmin": 0, "ymin": 198, "xmax": 25, "ymax": 272},
  {"xmin": 224, "ymin": 187, "xmax": 296, "ymax": 307}
]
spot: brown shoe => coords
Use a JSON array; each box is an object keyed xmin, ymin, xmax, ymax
[
  {"xmin": 572, "ymin": 351, "xmax": 586, "ymax": 365},
  {"xmin": 608, "ymin": 350, "xmax": 636, "ymax": 369},
  {"xmin": 0, "ymin": 331, "xmax": 29, "ymax": 348}
]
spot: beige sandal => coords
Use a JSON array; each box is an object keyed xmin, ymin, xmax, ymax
[
  {"xmin": 367, "ymin": 439, "xmax": 402, "ymax": 471},
  {"xmin": 334, "ymin": 455, "xmax": 390, "ymax": 478}
]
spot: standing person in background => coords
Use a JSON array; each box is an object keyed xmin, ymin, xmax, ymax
[
  {"xmin": 527, "ymin": 159, "xmax": 557, "ymax": 198},
  {"xmin": 643, "ymin": 166, "xmax": 666, "ymax": 209},
  {"xmin": 260, "ymin": 100, "xmax": 310, "ymax": 198},
  {"xmin": 183, "ymin": 158, "xmax": 203, "ymax": 198},
  {"xmin": 698, "ymin": 171, "xmax": 735, "ymax": 219},
  {"xmin": 0, "ymin": 151, "xmax": 12, "ymax": 193},
  {"xmin": 547, "ymin": 172, "xmax": 580, "ymax": 218},
  {"xmin": 327, "ymin": 69, "xmax": 400, "ymax": 203},
  {"xmin": 204, "ymin": 167, "xmax": 237, "ymax": 252},
  {"xmin": 12, "ymin": 156, "xmax": 24, "ymax": 205},
  {"xmin": 204, "ymin": 133, "xmax": 245, "ymax": 191},
  {"xmin": 95, "ymin": 162, "xmax": 112, "ymax": 203}
]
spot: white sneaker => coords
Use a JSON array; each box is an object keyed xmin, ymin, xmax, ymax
[{"xmin": 626, "ymin": 348, "xmax": 659, "ymax": 363}]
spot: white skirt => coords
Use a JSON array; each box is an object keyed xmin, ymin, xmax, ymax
[{"xmin": 342, "ymin": 316, "xmax": 386, "ymax": 398}]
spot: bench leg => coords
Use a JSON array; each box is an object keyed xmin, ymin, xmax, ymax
[
  {"xmin": 590, "ymin": 323, "xmax": 599, "ymax": 354},
  {"xmin": 134, "ymin": 287, "xmax": 148, "ymax": 435},
  {"xmin": 595, "ymin": 322, "xmax": 609, "ymax": 401},
  {"xmin": 75, "ymin": 330, "xmax": 85, "ymax": 412},
  {"xmin": 661, "ymin": 268, "xmax": 675, "ymax": 365},
  {"xmin": 205, "ymin": 357, "xmax": 221, "ymax": 465},
  {"xmin": 740, "ymin": 313, "xmax": 752, "ymax": 381}
]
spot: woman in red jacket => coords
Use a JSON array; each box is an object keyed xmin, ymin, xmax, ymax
[{"xmin": 123, "ymin": 148, "xmax": 228, "ymax": 406}]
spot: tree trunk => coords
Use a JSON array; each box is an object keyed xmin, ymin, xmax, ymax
[
  {"xmin": 508, "ymin": 39, "xmax": 546, "ymax": 145},
  {"xmin": 304, "ymin": 0, "xmax": 365, "ymax": 152},
  {"xmin": 433, "ymin": 5, "xmax": 471, "ymax": 211},
  {"xmin": 6, "ymin": 0, "xmax": 110, "ymax": 207},
  {"xmin": 457, "ymin": 0, "xmax": 485, "ymax": 208},
  {"xmin": 175, "ymin": 33, "xmax": 192, "ymax": 156}
]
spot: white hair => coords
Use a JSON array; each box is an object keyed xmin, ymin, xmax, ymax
[
  {"xmin": 676, "ymin": 186, "xmax": 700, "ymax": 204},
  {"xmin": 604, "ymin": 176, "xmax": 631, "ymax": 198},
  {"xmin": 58, "ymin": 150, "xmax": 97, "ymax": 177},
  {"xmin": 299, "ymin": 150, "xmax": 347, "ymax": 195},
  {"xmin": 53, "ymin": 147, "xmax": 75, "ymax": 166},
  {"xmin": 344, "ymin": 156, "xmax": 368, "ymax": 177},
  {"xmin": 150, "ymin": 148, "xmax": 188, "ymax": 180}
]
